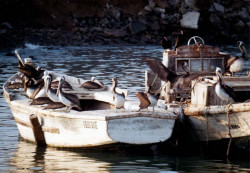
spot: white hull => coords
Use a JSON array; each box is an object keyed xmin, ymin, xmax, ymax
[{"xmin": 4, "ymin": 73, "xmax": 177, "ymax": 148}]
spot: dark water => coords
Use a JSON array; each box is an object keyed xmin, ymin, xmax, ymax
[{"xmin": 0, "ymin": 44, "xmax": 249, "ymax": 172}]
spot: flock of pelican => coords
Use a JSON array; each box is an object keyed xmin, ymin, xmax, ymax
[{"xmin": 10, "ymin": 40, "xmax": 248, "ymax": 112}]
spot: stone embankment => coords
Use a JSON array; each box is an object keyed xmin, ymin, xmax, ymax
[{"xmin": 0, "ymin": 0, "xmax": 249, "ymax": 50}]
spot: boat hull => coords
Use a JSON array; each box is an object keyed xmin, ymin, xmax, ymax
[
  {"xmin": 9, "ymin": 102, "xmax": 175, "ymax": 147},
  {"xmin": 183, "ymin": 104, "xmax": 250, "ymax": 142}
]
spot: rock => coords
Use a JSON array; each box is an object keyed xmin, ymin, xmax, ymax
[
  {"xmin": 104, "ymin": 28, "xmax": 128, "ymax": 37},
  {"xmin": 210, "ymin": 14, "xmax": 221, "ymax": 27},
  {"xmin": 239, "ymin": 8, "xmax": 250, "ymax": 21},
  {"xmin": 111, "ymin": 7, "xmax": 121, "ymax": 20},
  {"xmin": 185, "ymin": 0, "xmax": 212, "ymax": 11},
  {"xmin": 213, "ymin": 2, "xmax": 224, "ymax": 14},
  {"xmin": 154, "ymin": 7, "xmax": 165, "ymax": 14},
  {"xmin": 129, "ymin": 20, "xmax": 147, "ymax": 34},
  {"xmin": 155, "ymin": 0, "xmax": 168, "ymax": 9},
  {"xmin": 180, "ymin": 12, "xmax": 200, "ymax": 29},
  {"xmin": 235, "ymin": 20, "xmax": 245, "ymax": 32}
]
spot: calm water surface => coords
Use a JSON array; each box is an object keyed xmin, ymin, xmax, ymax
[{"xmin": 0, "ymin": 44, "xmax": 249, "ymax": 172}]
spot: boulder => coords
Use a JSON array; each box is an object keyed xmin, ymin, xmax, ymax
[
  {"xmin": 180, "ymin": 12, "xmax": 200, "ymax": 29},
  {"xmin": 129, "ymin": 20, "xmax": 147, "ymax": 34},
  {"xmin": 213, "ymin": 2, "xmax": 224, "ymax": 14}
]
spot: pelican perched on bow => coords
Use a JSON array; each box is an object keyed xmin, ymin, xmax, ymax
[
  {"xmin": 111, "ymin": 77, "xmax": 125, "ymax": 111},
  {"xmin": 56, "ymin": 76, "xmax": 82, "ymax": 111},
  {"xmin": 215, "ymin": 67, "xmax": 238, "ymax": 103},
  {"xmin": 225, "ymin": 41, "xmax": 248, "ymax": 76}
]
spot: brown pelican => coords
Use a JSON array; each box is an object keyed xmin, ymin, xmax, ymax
[
  {"xmin": 215, "ymin": 67, "xmax": 237, "ymax": 103},
  {"xmin": 23, "ymin": 76, "xmax": 46, "ymax": 99},
  {"xmin": 81, "ymin": 77, "xmax": 105, "ymax": 90},
  {"xmin": 160, "ymin": 37, "xmax": 172, "ymax": 50},
  {"xmin": 111, "ymin": 77, "xmax": 125, "ymax": 110},
  {"xmin": 45, "ymin": 75, "xmax": 60, "ymax": 102},
  {"xmin": 30, "ymin": 97, "xmax": 53, "ymax": 105},
  {"xmin": 43, "ymin": 102, "xmax": 65, "ymax": 110},
  {"xmin": 136, "ymin": 85, "xmax": 160, "ymax": 113},
  {"xmin": 15, "ymin": 50, "xmax": 44, "ymax": 80},
  {"xmin": 174, "ymin": 30, "xmax": 184, "ymax": 50},
  {"xmin": 56, "ymin": 76, "xmax": 82, "ymax": 111},
  {"xmin": 225, "ymin": 41, "xmax": 248, "ymax": 76},
  {"xmin": 144, "ymin": 58, "xmax": 209, "ymax": 89}
]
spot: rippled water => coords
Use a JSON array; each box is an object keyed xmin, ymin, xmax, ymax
[{"xmin": 0, "ymin": 44, "xmax": 249, "ymax": 172}]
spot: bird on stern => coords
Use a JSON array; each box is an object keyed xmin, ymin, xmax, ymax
[
  {"xmin": 111, "ymin": 77, "xmax": 125, "ymax": 111},
  {"xmin": 56, "ymin": 76, "xmax": 82, "ymax": 112},
  {"xmin": 225, "ymin": 41, "xmax": 248, "ymax": 76},
  {"xmin": 215, "ymin": 67, "xmax": 238, "ymax": 103}
]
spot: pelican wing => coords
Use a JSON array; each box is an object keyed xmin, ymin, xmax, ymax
[
  {"xmin": 222, "ymin": 84, "xmax": 237, "ymax": 102},
  {"xmin": 144, "ymin": 58, "xmax": 177, "ymax": 83},
  {"xmin": 51, "ymin": 80, "xmax": 72, "ymax": 90},
  {"xmin": 64, "ymin": 93, "xmax": 81, "ymax": 109},
  {"xmin": 136, "ymin": 92, "xmax": 150, "ymax": 109},
  {"xmin": 183, "ymin": 71, "xmax": 210, "ymax": 87},
  {"xmin": 226, "ymin": 56, "xmax": 238, "ymax": 69}
]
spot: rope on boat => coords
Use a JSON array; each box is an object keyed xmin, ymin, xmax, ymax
[
  {"xmin": 205, "ymin": 107, "xmax": 209, "ymax": 150},
  {"xmin": 226, "ymin": 103, "xmax": 233, "ymax": 157}
]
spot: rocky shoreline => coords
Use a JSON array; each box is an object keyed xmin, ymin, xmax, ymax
[{"xmin": 0, "ymin": 0, "xmax": 249, "ymax": 51}]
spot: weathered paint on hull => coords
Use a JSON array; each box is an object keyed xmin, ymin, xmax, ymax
[{"xmin": 184, "ymin": 111, "xmax": 250, "ymax": 142}]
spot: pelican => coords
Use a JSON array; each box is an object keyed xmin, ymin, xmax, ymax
[
  {"xmin": 111, "ymin": 77, "xmax": 125, "ymax": 110},
  {"xmin": 56, "ymin": 76, "xmax": 82, "ymax": 111},
  {"xmin": 23, "ymin": 76, "xmax": 46, "ymax": 99},
  {"xmin": 45, "ymin": 74, "xmax": 60, "ymax": 102},
  {"xmin": 81, "ymin": 76, "xmax": 104, "ymax": 90},
  {"xmin": 215, "ymin": 67, "xmax": 237, "ymax": 103},
  {"xmin": 30, "ymin": 97, "xmax": 53, "ymax": 105},
  {"xmin": 144, "ymin": 58, "xmax": 209, "ymax": 90},
  {"xmin": 225, "ymin": 41, "xmax": 248, "ymax": 76},
  {"xmin": 174, "ymin": 30, "xmax": 184, "ymax": 50},
  {"xmin": 136, "ymin": 85, "xmax": 160, "ymax": 113},
  {"xmin": 160, "ymin": 37, "xmax": 172, "ymax": 50}
]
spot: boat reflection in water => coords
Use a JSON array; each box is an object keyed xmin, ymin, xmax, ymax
[{"xmin": 9, "ymin": 140, "xmax": 250, "ymax": 172}]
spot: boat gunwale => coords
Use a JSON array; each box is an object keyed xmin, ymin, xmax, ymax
[{"xmin": 4, "ymin": 73, "xmax": 177, "ymax": 121}]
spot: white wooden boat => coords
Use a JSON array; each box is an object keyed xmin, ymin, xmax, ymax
[
  {"xmin": 3, "ymin": 72, "xmax": 177, "ymax": 148},
  {"xmin": 148, "ymin": 36, "xmax": 250, "ymax": 142}
]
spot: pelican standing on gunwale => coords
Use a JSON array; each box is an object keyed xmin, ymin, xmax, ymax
[
  {"xmin": 111, "ymin": 77, "xmax": 125, "ymax": 110},
  {"xmin": 215, "ymin": 67, "xmax": 237, "ymax": 103},
  {"xmin": 136, "ymin": 85, "xmax": 159, "ymax": 113},
  {"xmin": 225, "ymin": 41, "xmax": 248, "ymax": 76},
  {"xmin": 56, "ymin": 76, "xmax": 82, "ymax": 111},
  {"xmin": 81, "ymin": 76, "xmax": 104, "ymax": 90}
]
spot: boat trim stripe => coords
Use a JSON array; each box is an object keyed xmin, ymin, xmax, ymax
[{"xmin": 14, "ymin": 116, "xmax": 60, "ymax": 134}]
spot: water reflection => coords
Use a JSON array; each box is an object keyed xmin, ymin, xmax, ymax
[{"xmin": 8, "ymin": 140, "xmax": 250, "ymax": 173}]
